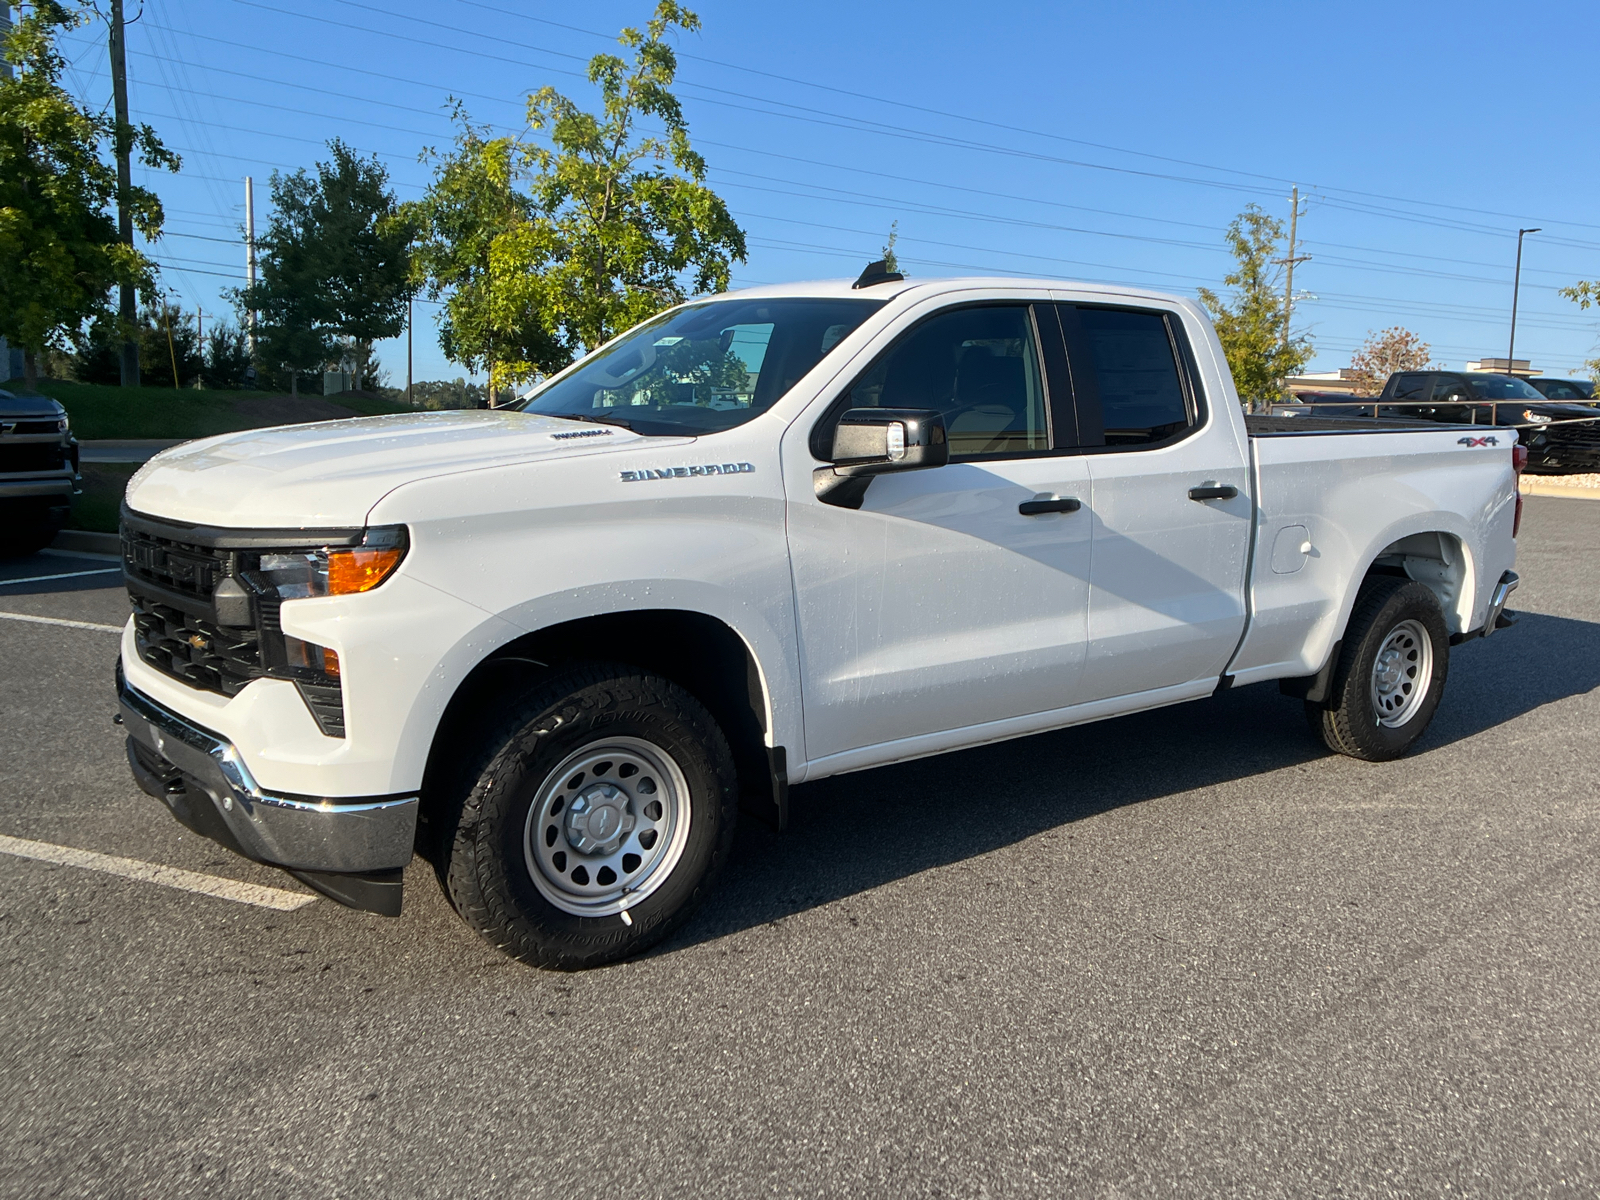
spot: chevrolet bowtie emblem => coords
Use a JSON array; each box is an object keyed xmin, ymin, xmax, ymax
[{"xmin": 187, "ymin": 634, "xmax": 209, "ymax": 651}]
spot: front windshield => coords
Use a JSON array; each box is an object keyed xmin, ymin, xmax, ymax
[
  {"xmin": 1466, "ymin": 374, "xmax": 1545, "ymax": 400},
  {"xmin": 513, "ymin": 297, "xmax": 886, "ymax": 436}
]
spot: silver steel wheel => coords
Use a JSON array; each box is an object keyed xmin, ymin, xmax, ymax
[
  {"xmin": 523, "ymin": 736, "xmax": 692, "ymax": 917},
  {"xmin": 1369, "ymin": 618, "xmax": 1433, "ymax": 728}
]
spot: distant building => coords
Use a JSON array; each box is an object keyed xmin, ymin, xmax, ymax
[
  {"xmin": 1283, "ymin": 368, "xmax": 1365, "ymax": 395},
  {"xmin": 1466, "ymin": 357, "xmax": 1540, "ymax": 376}
]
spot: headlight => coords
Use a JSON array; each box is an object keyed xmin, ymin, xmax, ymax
[
  {"xmin": 57, "ymin": 415, "xmax": 69, "ymax": 433},
  {"xmin": 1521, "ymin": 410, "xmax": 1552, "ymax": 424},
  {"xmin": 257, "ymin": 526, "xmax": 408, "ymax": 600}
]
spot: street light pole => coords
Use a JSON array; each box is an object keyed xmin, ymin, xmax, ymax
[{"xmin": 1508, "ymin": 227, "xmax": 1541, "ymax": 375}]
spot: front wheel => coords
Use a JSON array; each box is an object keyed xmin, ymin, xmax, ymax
[
  {"xmin": 441, "ymin": 664, "xmax": 738, "ymax": 970},
  {"xmin": 1307, "ymin": 577, "xmax": 1450, "ymax": 762}
]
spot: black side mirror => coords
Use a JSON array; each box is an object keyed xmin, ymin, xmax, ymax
[
  {"xmin": 829, "ymin": 408, "xmax": 948, "ymax": 475},
  {"xmin": 815, "ymin": 408, "xmax": 948, "ymax": 509}
]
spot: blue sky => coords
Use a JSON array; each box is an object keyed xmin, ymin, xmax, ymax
[{"xmin": 54, "ymin": 0, "xmax": 1600, "ymax": 386}]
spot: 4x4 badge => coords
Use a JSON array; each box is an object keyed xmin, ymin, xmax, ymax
[{"xmin": 1458, "ymin": 436, "xmax": 1499, "ymax": 447}]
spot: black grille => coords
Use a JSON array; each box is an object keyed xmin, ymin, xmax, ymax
[
  {"xmin": 1550, "ymin": 419, "xmax": 1600, "ymax": 448},
  {"xmin": 122, "ymin": 524, "xmax": 227, "ymax": 603},
  {"xmin": 0, "ymin": 442, "xmax": 67, "ymax": 472},
  {"xmin": 11, "ymin": 420, "xmax": 63, "ymax": 435},
  {"xmin": 121, "ymin": 513, "xmax": 346, "ymax": 737},
  {"xmin": 131, "ymin": 593, "xmax": 262, "ymax": 696}
]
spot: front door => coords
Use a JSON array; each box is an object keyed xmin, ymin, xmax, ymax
[{"xmin": 786, "ymin": 302, "xmax": 1095, "ymax": 765}]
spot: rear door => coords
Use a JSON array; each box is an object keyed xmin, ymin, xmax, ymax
[{"xmin": 1054, "ymin": 301, "xmax": 1252, "ymax": 702}]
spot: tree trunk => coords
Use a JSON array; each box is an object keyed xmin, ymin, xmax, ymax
[
  {"xmin": 23, "ymin": 349, "xmax": 37, "ymax": 391},
  {"xmin": 290, "ymin": 369, "xmax": 298, "ymax": 398}
]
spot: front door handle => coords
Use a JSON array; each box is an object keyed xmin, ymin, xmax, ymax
[
  {"xmin": 1018, "ymin": 495, "xmax": 1082, "ymax": 516},
  {"xmin": 1188, "ymin": 485, "xmax": 1238, "ymax": 501}
]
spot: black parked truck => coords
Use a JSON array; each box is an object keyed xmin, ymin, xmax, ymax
[
  {"xmin": 0, "ymin": 389, "xmax": 79, "ymax": 556},
  {"xmin": 1377, "ymin": 370, "xmax": 1600, "ymax": 474}
]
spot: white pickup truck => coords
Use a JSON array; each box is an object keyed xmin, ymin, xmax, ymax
[{"xmin": 116, "ymin": 269, "xmax": 1522, "ymax": 968}]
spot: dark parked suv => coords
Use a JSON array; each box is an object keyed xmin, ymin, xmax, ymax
[
  {"xmin": 1526, "ymin": 377, "xmax": 1596, "ymax": 402},
  {"xmin": 1378, "ymin": 371, "xmax": 1600, "ymax": 474},
  {"xmin": 0, "ymin": 389, "xmax": 79, "ymax": 556}
]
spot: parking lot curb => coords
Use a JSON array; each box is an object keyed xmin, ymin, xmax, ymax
[
  {"xmin": 53, "ymin": 529, "xmax": 121, "ymax": 555},
  {"xmin": 1520, "ymin": 479, "xmax": 1600, "ymax": 501}
]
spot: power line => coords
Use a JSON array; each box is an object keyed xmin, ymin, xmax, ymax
[{"xmin": 448, "ymin": 0, "xmax": 1600, "ymax": 238}]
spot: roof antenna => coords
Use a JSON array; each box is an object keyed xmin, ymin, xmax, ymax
[{"xmin": 852, "ymin": 259, "xmax": 904, "ymax": 289}]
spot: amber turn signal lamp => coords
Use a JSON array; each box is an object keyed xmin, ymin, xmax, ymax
[
  {"xmin": 328, "ymin": 546, "xmax": 405, "ymax": 595},
  {"xmin": 322, "ymin": 648, "xmax": 340, "ymax": 678}
]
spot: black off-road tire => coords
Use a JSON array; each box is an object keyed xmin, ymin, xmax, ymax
[
  {"xmin": 1307, "ymin": 577, "xmax": 1450, "ymax": 762},
  {"xmin": 439, "ymin": 663, "xmax": 738, "ymax": 970}
]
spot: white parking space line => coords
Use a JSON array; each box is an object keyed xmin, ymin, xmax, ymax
[
  {"xmin": 0, "ymin": 835, "xmax": 317, "ymax": 911},
  {"xmin": 38, "ymin": 548, "xmax": 121, "ymax": 564},
  {"xmin": 0, "ymin": 611, "xmax": 123, "ymax": 634},
  {"xmin": 0, "ymin": 568, "xmax": 122, "ymax": 586}
]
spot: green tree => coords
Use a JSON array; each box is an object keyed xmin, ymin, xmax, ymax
[
  {"xmin": 70, "ymin": 297, "xmax": 202, "ymax": 387},
  {"xmin": 411, "ymin": 2, "xmax": 746, "ymax": 400},
  {"xmin": 304, "ymin": 140, "xmax": 414, "ymax": 392},
  {"xmin": 238, "ymin": 166, "xmax": 332, "ymax": 396},
  {"xmin": 1198, "ymin": 205, "xmax": 1311, "ymax": 405},
  {"xmin": 881, "ymin": 220, "xmax": 902, "ymax": 275},
  {"xmin": 1558, "ymin": 280, "xmax": 1600, "ymax": 382},
  {"xmin": 0, "ymin": 1, "xmax": 176, "ymax": 388},
  {"xmin": 239, "ymin": 141, "xmax": 413, "ymax": 396},
  {"xmin": 408, "ymin": 117, "xmax": 537, "ymax": 405},
  {"xmin": 202, "ymin": 321, "xmax": 252, "ymax": 389}
]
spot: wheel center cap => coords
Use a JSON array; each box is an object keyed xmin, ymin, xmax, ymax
[
  {"xmin": 1378, "ymin": 651, "xmax": 1403, "ymax": 690},
  {"xmin": 565, "ymin": 784, "xmax": 636, "ymax": 855}
]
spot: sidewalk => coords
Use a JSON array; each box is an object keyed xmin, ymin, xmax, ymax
[
  {"xmin": 1521, "ymin": 474, "xmax": 1600, "ymax": 501},
  {"xmin": 78, "ymin": 439, "xmax": 185, "ymax": 464}
]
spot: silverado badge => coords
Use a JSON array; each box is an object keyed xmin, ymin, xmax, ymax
[{"xmin": 620, "ymin": 463, "xmax": 755, "ymax": 482}]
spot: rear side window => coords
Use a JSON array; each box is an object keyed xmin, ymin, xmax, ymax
[
  {"xmin": 1062, "ymin": 305, "xmax": 1195, "ymax": 448},
  {"xmin": 1388, "ymin": 374, "xmax": 1430, "ymax": 401}
]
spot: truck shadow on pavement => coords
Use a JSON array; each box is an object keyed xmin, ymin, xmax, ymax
[{"xmin": 674, "ymin": 610, "xmax": 1600, "ymax": 951}]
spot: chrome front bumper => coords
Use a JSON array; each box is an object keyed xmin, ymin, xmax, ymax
[{"xmin": 117, "ymin": 667, "xmax": 417, "ymax": 875}]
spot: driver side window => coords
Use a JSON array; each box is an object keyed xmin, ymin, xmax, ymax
[{"xmin": 841, "ymin": 305, "xmax": 1048, "ymax": 458}]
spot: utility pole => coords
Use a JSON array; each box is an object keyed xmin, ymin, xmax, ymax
[
  {"xmin": 406, "ymin": 295, "xmax": 414, "ymax": 407},
  {"xmin": 244, "ymin": 176, "xmax": 258, "ymax": 355},
  {"xmin": 0, "ymin": 4, "xmax": 14, "ymax": 82},
  {"xmin": 1508, "ymin": 227, "xmax": 1540, "ymax": 375},
  {"xmin": 109, "ymin": 0, "xmax": 139, "ymax": 386},
  {"xmin": 1277, "ymin": 186, "xmax": 1311, "ymax": 352}
]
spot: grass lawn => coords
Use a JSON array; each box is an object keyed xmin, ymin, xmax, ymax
[
  {"xmin": 71, "ymin": 462, "xmax": 141, "ymax": 533},
  {"xmin": 12, "ymin": 379, "xmax": 411, "ymax": 441}
]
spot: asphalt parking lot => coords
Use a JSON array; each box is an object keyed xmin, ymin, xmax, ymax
[{"xmin": 2, "ymin": 497, "xmax": 1598, "ymax": 1199}]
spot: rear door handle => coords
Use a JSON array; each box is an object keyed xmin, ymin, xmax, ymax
[
  {"xmin": 1018, "ymin": 496, "xmax": 1082, "ymax": 516},
  {"xmin": 1188, "ymin": 485, "xmax": 1238, "ymax": 501}
]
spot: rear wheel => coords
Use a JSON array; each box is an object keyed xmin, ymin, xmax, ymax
[
  {"xmin": 440, "ymin": 664, "xmax": 738, "ymax": 969},
  {"xmin": 1307, "ymin": 577, "xmax": 1450, "ymax": 762}
]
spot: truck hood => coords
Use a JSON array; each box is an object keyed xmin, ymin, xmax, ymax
[{"xmin": 125, "ymin": 409, "xmax": 675, "ymax": 528}]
